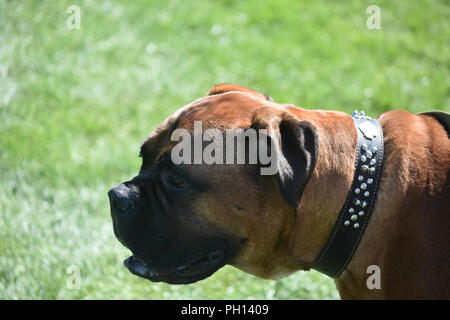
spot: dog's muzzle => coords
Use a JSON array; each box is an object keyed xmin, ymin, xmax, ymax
[{"xmin": 108, "ymin": 180, "xmax": 230, "ymax": 284}]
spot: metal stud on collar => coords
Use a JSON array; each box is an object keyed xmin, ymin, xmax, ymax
[{"xmin": 353, "ymin": 110, "xmax": 373, "ymax": 121}]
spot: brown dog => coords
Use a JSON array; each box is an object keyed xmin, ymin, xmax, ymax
[{"xmin": 108, "ymin": 84, "xmax": 450, "ymax": 299}]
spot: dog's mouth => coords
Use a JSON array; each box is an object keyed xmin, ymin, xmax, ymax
[{"xmin": 124, "ymin": 250, "xmax": 226, "ymax": 284}]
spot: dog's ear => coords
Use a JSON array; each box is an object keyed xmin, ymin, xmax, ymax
[
  {"xmin": 252, "ymin": 107, "xmax": 319, "ymax": 208},
  {"xmin": 207, "ymin": 83, "xmax": 274, "ymax": 101}
]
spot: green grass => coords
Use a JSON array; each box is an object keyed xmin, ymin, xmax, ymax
[{"xmin": 0, "ymin": 0, "xmax": 448, "ymax": 299}]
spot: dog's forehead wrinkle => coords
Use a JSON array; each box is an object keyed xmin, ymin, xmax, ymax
[
  {"xmin": 176, "ymin": 93, "xmax": 275, "ymax": 127},
  {"xmin": 147, "ymin": 93, "xmax": 290, "ymax": 139}
]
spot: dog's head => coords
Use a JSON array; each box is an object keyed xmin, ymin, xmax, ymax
[{"xmin": 108, "ymin": 84, "xmax": 319, "ymax": 284}]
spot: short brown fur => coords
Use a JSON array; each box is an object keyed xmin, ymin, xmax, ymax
[{"xmin": 139, "ymin": 84, "xmax": 450, "ymax": 299}]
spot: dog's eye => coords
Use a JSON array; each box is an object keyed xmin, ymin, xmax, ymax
[{"xmin": 167, "ymin": 175, "xmax": 185, "ymax": 188}]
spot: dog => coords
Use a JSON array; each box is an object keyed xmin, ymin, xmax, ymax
[{"xmin": 108, "ymin": 84, "xmax": 450, "ymax": 299}]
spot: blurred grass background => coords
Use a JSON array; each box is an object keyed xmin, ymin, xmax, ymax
[{"xmin": 0, "ymin": 0, "xmax": 448, "ymax": 299}]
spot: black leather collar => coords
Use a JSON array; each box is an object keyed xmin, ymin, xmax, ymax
[{"xmin": 312, "ymin": 111, "xmax": 384, "ymax": 278}]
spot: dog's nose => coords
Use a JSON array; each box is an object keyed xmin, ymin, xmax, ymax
[{"xmin": 108, "ymin": 184, "xmax": 134, "ymax": 214}]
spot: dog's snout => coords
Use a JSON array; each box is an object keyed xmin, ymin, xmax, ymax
[{"xmin": 108, "ymin": 183, "xmax": 134, "ymax": 214}]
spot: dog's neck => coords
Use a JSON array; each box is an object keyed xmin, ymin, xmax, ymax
[
  {"xmin": 280, "ymin": 107, "xmax": 449, "ymax": 299},
  {"xmin": 286, "ymin": 107, "xmax": 392, "ymax": 298},
  {"xmin": 285, "ymin": 108, "xmax": 357, "ymax": 263},
  {"xmin": 313, "ymin": 110, "xmax": 450, "ymax": 299},
  {"xmin": 334, "ymin": 110, "xmax": 450, "ymax": 299},
  {"xmin": 332, "ymin": 112, "xmax": 402, "ymax": 299}
]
